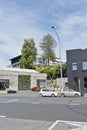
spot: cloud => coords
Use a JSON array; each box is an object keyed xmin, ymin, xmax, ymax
[
  {"xmin": 55, "ymin": 11, "xmax": 87, "ymax": 60},
  {"xmin": 0, "ymin": 0, "xmax": 87, "ymax": 66},
  {"xmin": 0, "ymin": 1, "xmax": 45, "ymax": 53},
  {"xmin": 60, "ymin": 11, "xmax": 87, "ymax": 41}
]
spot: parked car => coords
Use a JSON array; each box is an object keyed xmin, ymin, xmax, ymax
[
  {"xmin": 39, "ymin": 88, "xmax": 58, "ymax": 97},
  {"xmin": 31, "ymin": 87, "xmax": 41, "ymax": 91},
  {"xmin": 61, "ymin": 89, "xmax": 81, "ymax": 97}
]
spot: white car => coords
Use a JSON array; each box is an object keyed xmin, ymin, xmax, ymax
[
  {"xmin": 39, "ymin": 88, "xmax": 58, "ymax": 97},
  {"xmin": 61, "ymin": 89, "xmax": 81, "ymax": 97}
]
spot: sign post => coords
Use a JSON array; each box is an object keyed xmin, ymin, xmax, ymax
[{"xmin": 78, "ymin": 79, "xmax": 81, "ymax": 94}]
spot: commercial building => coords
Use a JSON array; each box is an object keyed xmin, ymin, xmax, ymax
[
  {"xmin": 0, "ymin": 67, "xmax": 47, "ymax": 91},
  {"xmin": 66, "ymin": 48, "xmax": 87, "ymax": 95}
]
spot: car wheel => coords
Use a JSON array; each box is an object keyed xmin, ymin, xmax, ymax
[
  {"xmin": 39, "ymin": 93, "xmax": 43, "ymax": 97},
  {"xmin": 51, "ymin": 94, "xmax": 55, "ymax": 97},
  {"xmin": 61, "ymin": 93, "xmax": 65, "ymax": 97},
  {"xmin": 75, "ymin": 94, "xmax": 79, "ymax": 97}
]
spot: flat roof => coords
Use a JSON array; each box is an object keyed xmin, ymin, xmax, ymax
[{"xmin": 0, "ymin": 67, "xmax": 38, "ymax": 73}]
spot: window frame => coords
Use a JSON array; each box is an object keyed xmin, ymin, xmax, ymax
[{"xmin": 72, "ymin": 63, "xmax": 77, "ymax": 71}]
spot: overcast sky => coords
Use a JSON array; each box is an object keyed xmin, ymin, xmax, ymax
[{"xmin": 0, "ymin": 0, "xmax": 87, "ymax": 67}]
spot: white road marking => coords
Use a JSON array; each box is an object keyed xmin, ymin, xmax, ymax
[
  {"xmin": 58, "ymin": 120, "xmax": 87, "ymax": 125},
  {"xmin": 48, "ymin": 120, "xmax": 59, "ymax": 130},
  {"xmin": 30, "ymin": 102, "xmax": 40, "ymax": 104},
  {"xmin": 69, "ymin": 103, "xmax": 80, "ymax": 105},
  {"xmin": 6, "ymin": 99, "xmax": 18, "ymax": 103},
  {"xmin": 48, "ymin": 120, "xmax": 87, "ymax": 130},
  {"xmin": 0, "ymin": 99, "xmax": 18, "ymax": 103},
  {"xmin": 0, "ymin": 115, "xmax": 6, "ymax": 118}
]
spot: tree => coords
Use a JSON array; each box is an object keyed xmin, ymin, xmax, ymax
[
  {"xmin": 20, "ymin": 38, "xmax": 37, "ymax": 69},
  {"xmin": 62, "ymin": 63, "xmax": 67, "ymax": 77},
  {"xmin": 34, "ymin": 63, "xmax": 67, "ymax": 79},
  {"xmin": 40, "ymin": 34, "xmax": 57, "ymax": 65}
]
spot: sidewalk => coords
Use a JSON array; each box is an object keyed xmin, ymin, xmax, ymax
[
  {"xmin": 84, "ymin": 93, "xmax": 87, "ymax": 97},
  {"xmin": 48, "ymin": 120, "xmax": 87, "ymax": 130},
  {"xmin": 0, "ymin": 117, "xmax": 52, "ymax": 130},
  {"xmin": 0, "ymin": 116, "xmax": 87, "ymax": 130}
]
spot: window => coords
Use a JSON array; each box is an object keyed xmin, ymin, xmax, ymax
[
  {"xmin": 72, "ymin": 63, "xmax": 77, "ymax": 70},
  {"xmin": 82, "ymin": 62, "xmax": 87, "ymax": 70},
  {"xmin": 37, "ymin": 79, "xmax": 46, "ymax": 87}
]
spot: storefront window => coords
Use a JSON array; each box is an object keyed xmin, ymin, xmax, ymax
[{"xmin": 37, "ymin": 79, "xmax": 46, "ymax": 88}]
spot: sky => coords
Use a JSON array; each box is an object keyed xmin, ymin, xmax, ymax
[{"xmin": 0, "ymin": 0, "xmax": 87, "ymax": 67}]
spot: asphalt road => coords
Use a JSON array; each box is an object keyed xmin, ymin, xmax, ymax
[
  {"xmin": 0, "ymin": 91, "xmax": 87, "ymax": 122},
  {"xmin": 0, "ymin": 103, "xmax": 87, "ymax": 122},
  {"xmin": 0, "ymin": 91, "xmax": 87, "ymax": 130}
]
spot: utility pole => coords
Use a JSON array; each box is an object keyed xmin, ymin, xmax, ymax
[{"xmin": 52, "ymin": 26, "xmax": 63, "ymax": 93}]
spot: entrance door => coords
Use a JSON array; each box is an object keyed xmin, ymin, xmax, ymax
[
  {"xmin": 73, "ymin": 77, "xmax": 78, "ymax": 87},
  {"xmin": 84, "ymin": 77, "xmax": 87, "ymax": 91}
]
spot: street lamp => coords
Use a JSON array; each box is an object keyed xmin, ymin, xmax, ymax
[{"xmin": 51, "ymin": 26, "xmax": 63, "ymax": 93}]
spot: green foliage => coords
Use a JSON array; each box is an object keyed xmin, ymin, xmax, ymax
[
  {"xmin": 62, "ymin": 63, "xmax": 67, "ymax": 77},
  {"xmin": 20, "ymin": 38, "xmax": 37, "ymax": 69},
  {"xmin": 40, "ymin": 34, "xmax": 57, "ymax": 65},
  {"xmin": 34, "ymin": 63, "xmax": 67, "ymax": 79}
]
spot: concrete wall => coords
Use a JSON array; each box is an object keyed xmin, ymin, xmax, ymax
[
  {"xmin": 47, "ymin": 77, "xmax": 68, "ymax": 91},
  {"xmin": 56, "ymin": 77, "xmax": 68, "ymax": 89}
]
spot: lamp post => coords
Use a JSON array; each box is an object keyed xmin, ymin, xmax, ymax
[{"xmin": 52, "ymin": 26, "xmax": 63, "ymax": 93}]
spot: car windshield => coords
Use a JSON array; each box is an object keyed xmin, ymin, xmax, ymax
[
  {"xmin": 63, "ymin": 89, "xmax": 74, "ymax": 92},
  {"xmin": 49, "ymin": 89, "xmax": 54, "ymax": 92},
  {"xmin": 42, "ymin": 89, "xmax": 54, "ymax": 92},
  {"xmin": 68, "ymin": 89, "xmax": 73, "ymax": 92}
]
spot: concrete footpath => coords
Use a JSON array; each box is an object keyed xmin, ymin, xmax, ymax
[
  {"xmin": 0, "ymin": 116, "xmax": 87, "ymax": 130},
  {"xmin": 0, "ymin": 116, "xmax": 52, "ymax": 130},
  {"xmin": 48, "ymin": 120, "xmax": 87, "ymax": 130}
]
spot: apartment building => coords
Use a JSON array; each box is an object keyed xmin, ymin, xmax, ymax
[{"xmin": 9, "ymin": 54, "xmax": 65, "ymax": 68}]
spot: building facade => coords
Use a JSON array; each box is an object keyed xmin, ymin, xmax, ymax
[
  {"xmin": 0, "ymin": 68, "xmax": 47, "ymax": 91},
  {"xmin": 9, "ymin": 55, "xmax": 65, "ymax": 68},
  {"xmin": 66, "ymin": 48, "xmax": 87, "ymax": 95}
]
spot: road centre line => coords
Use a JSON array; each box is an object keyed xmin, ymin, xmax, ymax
[
  {"xmin": 0, "ymin": 115, "xmax": 6, "ymax": 118},
  {"xmin": 6, "ymin": 99, "xmax": 18, "ymax": 103},
  {"xmin": 0, "ymin": 99, "xmax": 18, "ymax": 103},
  {"xmin": 30, "ymin": 102, "xmax": 40, "ymax": 104},
  {"xmin": 69, "ymin": 103, "xmax": 80, "ymax": 105}
]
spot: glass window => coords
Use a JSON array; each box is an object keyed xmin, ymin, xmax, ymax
[
  {"xmin": 72, "ymin": 63, "xmax": 77, "ymax": 70},
  {"xmin": 82, "ymin": 62, "xmax": 87, "ymax": 70}
]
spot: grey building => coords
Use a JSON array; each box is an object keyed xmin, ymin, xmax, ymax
[{"xmin": 66, "ymin": 48, "xmax": 87, "ymax": 95}]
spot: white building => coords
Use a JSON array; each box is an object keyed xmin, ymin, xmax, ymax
[{"xmin": 0, "ymin": 67, "xmax": 47, "ymax": 92}]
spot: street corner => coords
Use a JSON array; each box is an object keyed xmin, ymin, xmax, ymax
[{"xmin": 48, "ymin": 120, "xmax": 87, "ymax": 130}]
